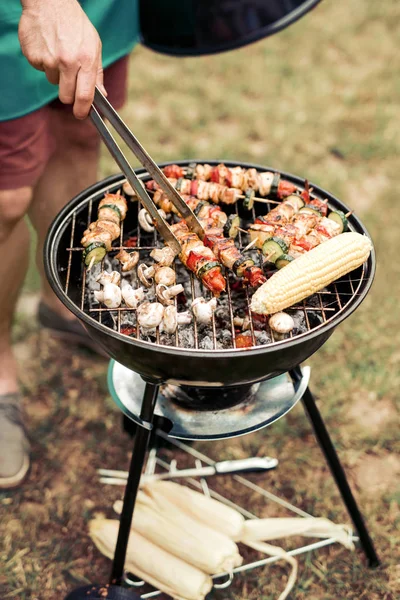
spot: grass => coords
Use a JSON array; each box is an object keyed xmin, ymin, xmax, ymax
[{"xmin": 2, "ymin": 0, "xmax": 399, "ymax": 598}]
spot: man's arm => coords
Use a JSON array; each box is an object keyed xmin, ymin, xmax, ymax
[{"xmin": 18, "ymin": 0, "xmax": 106, "ymax": 119}]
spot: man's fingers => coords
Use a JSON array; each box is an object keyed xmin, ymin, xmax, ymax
[
  {"xmin": 96, "ymin": 62, "xmax": 107, "ymax": 97},
  {"xmin": 45, "ymin": 67, "xmax": 60, "ymax": 85},
  {"xmin": 73, "ymin": 63, "xmax": 97, "ymax": 119},
  {"xmin": 58, "ymin": 67, "xmax": 78, "ymax": 105}
]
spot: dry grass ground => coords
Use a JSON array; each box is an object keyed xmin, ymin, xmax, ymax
[{"xmin": 1, "ymin": 0, "xmax": 399, "ymax": 598}]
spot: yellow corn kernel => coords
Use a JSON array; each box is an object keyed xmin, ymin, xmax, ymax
[{"xmin": 251, "ymin": 232, "xmax": 372, "ymax": 315}]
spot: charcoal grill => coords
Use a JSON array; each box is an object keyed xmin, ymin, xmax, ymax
[
  {"xmin": 45, "ymin": 160, "xmax": 375, "ymax": 388},
  {"xmin": 44, "ymin": 160, "xmax": 379, "ymax": 597}
]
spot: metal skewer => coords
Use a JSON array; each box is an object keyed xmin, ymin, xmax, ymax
[{"xmin": 98, "ymin": 456, "xmax": 278, "ymax": 485}]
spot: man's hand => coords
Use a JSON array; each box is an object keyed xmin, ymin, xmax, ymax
[{"xmin": 19, "ymin": 0, "xmax": 106, "ymax": 119}]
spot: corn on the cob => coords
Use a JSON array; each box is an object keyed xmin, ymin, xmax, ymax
[
  {"xmin": 251, "ymin": 232, "xmax": 372, "ymax": 315},
  {"xmin": 89, "ymin": 518, "xmax": 213, "ymax": 600},
  {"xmin": 144, "ymin": 480, "xmax": 245, "ymax": 540},
  {"xmin": 113, "ymin": 486, "xmax": 242, "ymax": 574}
]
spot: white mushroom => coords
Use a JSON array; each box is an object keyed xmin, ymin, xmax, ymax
[
  {"xmin": 269, "ymin": 312, "xmax": 295, "ymax": 340},
  {"xmin": 121, "ymin": 282, "xmax": 145, "ymax": 309},
  {"xmin": 154, "ymin": 266, "xmax": 176, "ymax": 286},
  {"xmin": 191, "ymin": 297, "xmax": 218, "ymax": 325},
  {"xmin": 161, "ymin": 307, "xmax": 193, "ymax": 334},
  {"xmin": 97, "ymin": 270, "xmax": 121, "ymax": 286},
  {"xmin": 156, "ymin": 283, "xmax": 184, "ymax": 306},
  {"xmin": 137, "ymin": 264, "xmax": 156, "ymax": 288},
  {"xmin": 150, "ymin": 246, "xmax": 176, "ymax": 267},
  {"xmin": 137, "ymin": 302, "xmax": 165, "ymax": 330},
  {"xmin": 162, "ymin": 305, "xmax": 178, "ymax": 334},
  {"xmin": 138, "ymin": 208, "xmax": 155, "ymax": 232},
  {"xmin": 138, "ymin": 208, "xmax": 167, "ymax": 232},
  {"xmin": 115, "ymin": 249, "xmax": 139, "ymax": 272},
  {"xmin": 94, "ymin": 283, "xmax": 122, "ymax": 308}
]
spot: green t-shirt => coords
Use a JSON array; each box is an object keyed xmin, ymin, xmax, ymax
[{"xmin": 0, "ymin": 0, "xmax": 139, "ymax": 121}]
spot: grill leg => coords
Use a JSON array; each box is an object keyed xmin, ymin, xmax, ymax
[
  {"xmin": 110, "ymin": 381, "xmax": 160, "ymax": 585},
  {"xmin": 290, "ymin": 369, "xmax": 379, "ymax": 567}
]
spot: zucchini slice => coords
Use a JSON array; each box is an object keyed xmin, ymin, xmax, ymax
[
  {"xmin": 299, "ymin": 206, "xmax": 322, "ymax": 217},
  {"xmin": 175, "ymin": 177, "xmax": 183, "ymax": 191},
  {"xmin": 243, "ymin": 189, "xmax": 255, "ymax": 211},
  {"xmin": 83, "ymin": 242, "xmax": 107, "ymax": 267},
  {"xmin": 99, "ymin": 204, "xmax": 122, "ymax": 220},
  {"xmin": 262, "ymin": 237, "xmax": 288, "ymax": 262},
  {"xmin": 233, "ymin": 257, "xmax": 255, "ymax": 278},
  {"xmin": 328, "ymin": 210, "xmax": 348, "ymax": 232},
  {"xmin": 194, "ymin": 201, "xmax": 207, "ymax": 216},
  {"xmin": 271, "ymin": 172, "xmax": 280, "ymax": 196},
  {"xmin": 197, "ymin": 260, "xmax": 220, "ymax": 279},
  {"xmin": 223, "ymin": 214, "xmax": 240, "ymax": 239},
  {"xmin": 276, "ymin": 254, "xmax": 294, "ymax": 269},
  {"xmin": 186, "ymin": 165, "xmax": 195, "ymax": 180}
]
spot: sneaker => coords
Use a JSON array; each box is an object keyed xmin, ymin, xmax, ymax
[
  {"xmin": 38, "ymin": 301, "xmax": 108, "ymax": 357},
  {"xmin": 0, "ymin": 394, "xmax": 30, "ymax": 489}
]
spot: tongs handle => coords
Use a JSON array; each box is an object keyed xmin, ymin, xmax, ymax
[
  {"xmin": 90, "ymin": 105, "xmax": 181, "ymax": 254},
  {"xmin": 92, "ymin": 87, "xmax": 205, "ymax": 240}
]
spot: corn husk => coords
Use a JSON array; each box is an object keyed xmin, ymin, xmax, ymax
[
  {"xmin": 244, "ymin": 540, "xmax": 298, "ymax": 600},
  {"xmin": 113, "ymin": 486, "xmax": 242, "ymax": 574},
  {"xmin": 242, "ymin": 517, "xmax": 354, "ymax": 550},
  {"xmin": 143, "ymin": 480, "xmax": 245, "ymax": 540},
  {"xmin": 89, "ymin": 518, "xmax": 212, "ymax": 600}
]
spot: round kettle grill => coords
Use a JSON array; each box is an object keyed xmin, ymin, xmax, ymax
[{"xmin": 44, "ymin": 160, "xmax": 375, "ymax": 392}]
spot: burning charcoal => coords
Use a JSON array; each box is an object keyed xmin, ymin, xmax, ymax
[{"xmin": 199, "ymin": 335, "xmax": 214, "ymax": 350}]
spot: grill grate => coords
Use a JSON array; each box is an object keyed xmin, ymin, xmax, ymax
[{"xmin": 62, "ymin": 170, "xmax": 366, "ymax": 352}]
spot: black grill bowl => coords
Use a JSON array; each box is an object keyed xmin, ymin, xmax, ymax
[{"xmin": 44, "ymin": 161, "xmax": 375, "ymax": 387}]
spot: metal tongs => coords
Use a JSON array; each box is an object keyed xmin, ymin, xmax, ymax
[{"xmin": 90, "ymin": 86, "xmax": 205, "ymax": 254}]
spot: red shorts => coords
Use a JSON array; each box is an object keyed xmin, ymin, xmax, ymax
[{"xmin": 0, "ymin": 55, "xmax": 130, "ymax": 191}]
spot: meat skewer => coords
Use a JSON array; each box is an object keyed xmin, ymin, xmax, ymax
[
  {"xmin": 149, "ymin": 191, "xmax": 264, "ymax": 287},
  {"xmin": 203, "ymin": 228, "xmax": 266, "ymax": 287},
  {"xmin": 170, "ymin": 221, "xmax": 226, "ymax": 297},
  {"xmin": 145, "ymin": 176, "xmax": 284, "ymax": 209},
  {"xmin": 81, "ymin": 192, "xmax": 128, "ymax": 269},
  {"xmin": 250, "ymin": 203, "xmax": 346, "ymax": 265},
  {"xmin": 162, "ymin": 163, "xmax": 298, "ymax": 200},
  {"xmin": 152, "ymin": 190, "xmax": 229, "ymax": 231}
]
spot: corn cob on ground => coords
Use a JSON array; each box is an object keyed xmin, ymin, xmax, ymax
[
  {"xmin": 89, "ymin": 518, "xmax": 213, "ymax": 600},
  {"xmin": 144, "ymin": 480, "xmax": 245, "ymax": 540},
  {"xmin": 251, "ymin": 232, "xmax": 372, "ymax": 315},
  {"xmin": 113, "ymin": 486, "xmax": 242, "ymax": 574}
]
